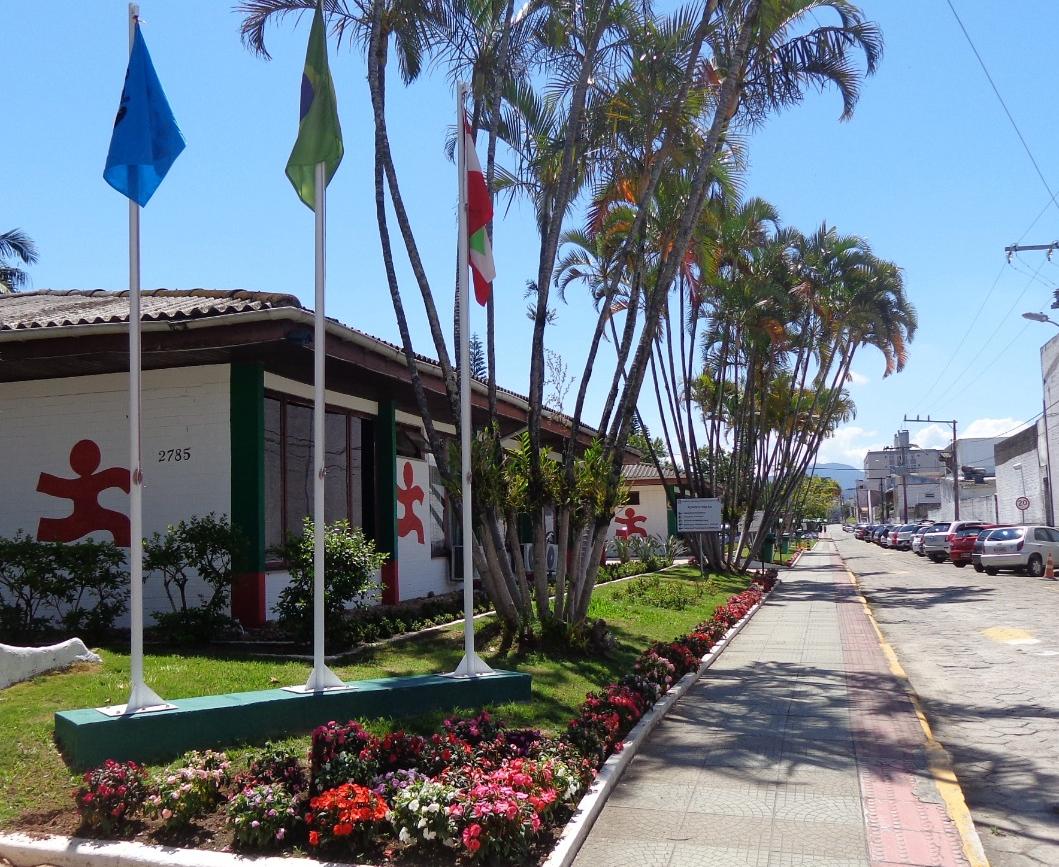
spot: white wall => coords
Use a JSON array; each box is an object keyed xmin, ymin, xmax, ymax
[
  {"xmin": 1042, "ymin": 335, "xmax": 1059, "ymax": 526},
  {"xmin": 0, "ymin": 366, "xmax": 231, "ymax": 625},
  {"xmin": 994, "ymin": 422, "xmax": 1048, "ymax": 525},
  {"xmin": 608, "ymin": 485, "xmax": 670, "ymax": 543},
  {"xmin": 395, "ymin": 457, "xmax": 449, "ymax": 601},
  {"xmin": 935, "ymin": 478, "xmax": 997, "ymax": 523}
]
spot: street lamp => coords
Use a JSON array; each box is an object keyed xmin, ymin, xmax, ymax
[{"xmin": 1022, "ymin": 311, "xmax": 1059, "ymax": 328}]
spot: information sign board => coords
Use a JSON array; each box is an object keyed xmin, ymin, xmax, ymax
[{"xmin": 676, "ymin": 498, "xmax": 722, "ymax": 533}]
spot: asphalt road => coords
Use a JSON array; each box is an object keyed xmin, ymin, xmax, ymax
[{"xmin": 831, "ymin": 526, "xmax": 1059, "ymax": 867}]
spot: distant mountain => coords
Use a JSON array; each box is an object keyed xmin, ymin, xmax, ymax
[{"xmin": 810, "ymin": 463, "xmax": 864, "ymax": 486}]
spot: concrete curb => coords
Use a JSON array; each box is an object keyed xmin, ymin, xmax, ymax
[
  {"xmin": 0, "ymin": 834, "xmax": 372, "ymax": 867},
  {"xmin": 539, "ymin": 584, "xmax": 774, "ymax": 867}
]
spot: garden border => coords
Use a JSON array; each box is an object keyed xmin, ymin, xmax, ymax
[
  {"xmin": 540, "ymin": 579, "xmax": 775, "ymax": 867},
  {"xmin": 0, "ymin": 567, "xmax": 768, "ymax": 867}
]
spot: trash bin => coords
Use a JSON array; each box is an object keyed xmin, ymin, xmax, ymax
[
  {"xmin": 780, "ymin": 534, "xmax": 791, "ymax": 555},
  {"xmin": 761, "ymin": 533, "xmax": 776, "ymax": 563}
]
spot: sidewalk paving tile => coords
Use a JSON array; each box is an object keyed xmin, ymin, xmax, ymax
[{"xmin": 571, "ymin": 543, "xmax": 972, "ymax": 867}]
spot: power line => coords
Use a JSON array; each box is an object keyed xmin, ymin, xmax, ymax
[
  {"xmin": 930, "ymin": 258, "xmax": 1047, "ymax": 407},
  {"xmin": 944, "ymin": 0, "xmax": 1059, "ymax": 222},
  {"xmin": 916, "ymin": 260, "xmax": 1007, "ymax": 405}
]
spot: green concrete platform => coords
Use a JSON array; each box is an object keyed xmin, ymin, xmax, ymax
[{"xmin": 55, "ymin": 670, "xmax": 531, "ymax": 769}]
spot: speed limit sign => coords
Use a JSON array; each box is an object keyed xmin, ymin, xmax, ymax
[{"xmin": 1016, "ymin": 496, "xmax": 1031, "ymax": 511}]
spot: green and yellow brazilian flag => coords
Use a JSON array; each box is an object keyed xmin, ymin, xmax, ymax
[{"xmin": 286, "ymin": 0, "xmax": 343, "ymax": 210}]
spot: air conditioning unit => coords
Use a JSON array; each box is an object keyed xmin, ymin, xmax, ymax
[{"xmin": 522, "ymin": 543, "xmax": 559, "ymax": 575}]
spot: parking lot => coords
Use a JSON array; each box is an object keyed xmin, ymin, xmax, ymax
[{"xmin": 832, "ymin": 526, "xmax": 1059, "ymax": 867}]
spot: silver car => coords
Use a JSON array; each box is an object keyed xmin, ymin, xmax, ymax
[
  {"xmin": 920, "ymin": 522, "xmax": 952, "ymax": 561},
  {"xmin": 980, "ymin": 525, "xmax": 1059, "ymax": 577},
  {"xmin": 923, "ymin": 521, "xmax": 986, "ymax": 563},
  {"xmin": 892, "ymin": 524, "xmax": 918, "ymax": 551},
  {"xmin": 911, "ymin": 524, "xmax": 933, "ymax": 555}
]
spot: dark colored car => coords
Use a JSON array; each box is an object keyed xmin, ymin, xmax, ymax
[
  {"xmin": 873, "ymin": 524, "xmax": 894, "ymax": 544},
  {"xmin": 949, "ymin": 524, "xmax": 999, "ymax": 567}
]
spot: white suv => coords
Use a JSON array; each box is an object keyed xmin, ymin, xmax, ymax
[{"xmin": 980, "ymin": 525, "xmax": 1059, "ymax": 577}]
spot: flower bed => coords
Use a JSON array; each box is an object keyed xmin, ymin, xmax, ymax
[{"xmin": 69, "ymin": 578, "xmax": 770, "ymax": 863}]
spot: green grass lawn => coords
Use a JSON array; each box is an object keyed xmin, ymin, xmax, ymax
[{"xmin": 0, "ymin": 566, "xmax": 746, "ymax": 827}]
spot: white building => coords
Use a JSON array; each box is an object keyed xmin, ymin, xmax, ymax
[{"xmin": 0, "ymin": 290, "xmax": 610, "ymax": 629}]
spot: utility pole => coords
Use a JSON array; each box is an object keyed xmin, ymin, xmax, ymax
[
  {"xmin": 905, "ymin": 415, "xmax": 959, "ymax": 520},
  {"xmin": 1004, "ymin": 241, "xmax": 1058, "ymax": 257}
]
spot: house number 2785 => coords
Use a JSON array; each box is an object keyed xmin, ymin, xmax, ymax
[{"xmin": 158, "ymin": 448, "xmax": 192, "ymax": 462}]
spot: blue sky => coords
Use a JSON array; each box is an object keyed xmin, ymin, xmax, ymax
[{"xmin": 6, "ymin": 1, "xmax": 1059, "ymax": 472}]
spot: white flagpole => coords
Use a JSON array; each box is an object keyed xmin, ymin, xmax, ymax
[
  {"xmin": 305, "ymin": 160, "xmax": 345, "ymax": 692},
  {"xmin": 124, "ymin": 1, "xmax": 166, "ymax": 714},
  {"xmin": 452, "ymin": 83, "xmax": 493, "ymax": 677}
]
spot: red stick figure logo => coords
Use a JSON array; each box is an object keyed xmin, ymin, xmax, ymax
[
  {"xmin": 36, "ymin": 439, "xmax": 131, "ymax": 546},
  {"xmin": 396, "ymin": 461, "xmax": 425, "ymax": 544},
  {"xmin": 614, "ymin": 507, "xmax": 647, "ymax": 539}
]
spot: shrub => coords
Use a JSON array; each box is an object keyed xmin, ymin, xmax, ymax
[
  {"xmin": 633, "ymin": 648, "xmax": 676, "ymax": 688},
  {"xmin": 56, "ymin": 540, "xmax": 128, "ymax": 639},
  {"xmin": 150, "ymin": 609, "xmax": 243, "ymax": 644},
  {"xmin": 370, "ymin": 768, "xmax": 429, "ymax": 803},
  {"xmin": 273, "ymin": 520, "xmax": 388, "ymax": 639},
  {"xmin": 447, "ymin": 770, "xmax": 545, "ymax": 861},
  {"xmin": 75, "ymin": 759, "xmax": 149, "ymax": 834},
  {"xmin": 305, "ymin": 783, "xmax": 388, "ymax": 849},
  {"xmin": 236, "ymin": 744, "xmax": 307, "ymax": 794},
  {"xmin": 388, "ymin": 778, "xmax": 459, "ymax": 847},
  {"xmin": 615, "ymin": 574, "xmax": 702, "ymax": 609},
  {"xmin": 144, "ymin": 513, "xmax": 246, "ymax": 618},
  {"xmin": 226, "ymin": 782, "xmax": 301, "ymax": 849},
  {"xmin": 365, "ymin": 730, "xmax": 428, "ymax": 775},
  {"xmin": 143, "ymin": 750, "xmax": 231, "ymax": 828},
  {"xmin": 443, "ymin": 710, "xmax": 503, "ymax": 746},
  {"xmin": 0, "ymin": 534, "xmax": 127, "ymax": 640},
  {"xmin": 310, "ymin": 720, "xmax": 380, "ymax": 791}
]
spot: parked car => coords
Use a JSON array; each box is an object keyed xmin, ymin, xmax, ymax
[
  {"xmin": 971, "ymin": 527, "xmax": 1007, "ymax": 572},
  {"xmin": 875, "ymin": 524, "xmax": 896, "ymax": 545},
  {"xmin": 911, "ymin": 523, "xmax": 934, "ymax": 555},
  {"xmin": 892, "ymin": 524, "xmax": 919, "ymax": 551},
  {"xmin": 921, "ymin": 522, "xmax": 953, "ymax": 561},
  {"xmin": 948, "ymin": 524, "xmax": 999, "ymax": 568},
  {"xmin": 925, "ymin": 521, "xmax": 987, "ymax": 562},
  {"xmin": 980, "ymin": 525, "xmax": 1059, "ymax": 576}
]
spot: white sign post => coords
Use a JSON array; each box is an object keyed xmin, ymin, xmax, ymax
[{"xmin": 676, "ymin": 499, "xmax": 722, "ymax": 580}]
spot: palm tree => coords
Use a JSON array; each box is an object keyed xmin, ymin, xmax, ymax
[{"xmin": 0, "ymin": 229, "xmax": 38, "ymax": 294}]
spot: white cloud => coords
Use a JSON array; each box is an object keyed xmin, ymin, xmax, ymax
[
  {"xmin": 817, "ymin": 425, "xmax": 886, "ymax": 467},
  {"xmin": 846, "ymin": 370, "xmax": 870, "ymax": 386},
  {"xmin": 909, "ymin": 423, "xmax": 952, "ymax": 450},
  {"xmin": 962, "ymin": 417, "xmax": 1026, "ymax": 439}
]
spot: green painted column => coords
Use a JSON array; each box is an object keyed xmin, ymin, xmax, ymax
[
  {"xmin": 376, "ymin": 399, "xmax": 399, "ymax": 604},
  {"xmin": 230, "ymin": 363, "xmax": 266, "ymax": 626},
  {"xmin": 667, "ymin": 485, "xmax": 678, "ymax": 536}
]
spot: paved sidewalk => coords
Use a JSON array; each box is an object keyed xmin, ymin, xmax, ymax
[{"xmin": 572, "ymin": 542, "xmax": 976, "ymax": 867}]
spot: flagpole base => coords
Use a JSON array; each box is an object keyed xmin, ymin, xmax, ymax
[
  {"xmin": 283, "ymin": 663, "xmax": 350, "ymax": 694},
  {"xmin": 97, "ymin": 681, "xmax": 175, "ymax": 716},
  {"xmin": 447, "ymin": 651, "xmax": 495, "ymax": 678}
]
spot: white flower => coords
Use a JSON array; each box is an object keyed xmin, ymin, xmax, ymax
[
  {"xmin": 423, "ymin": 828, "xmax": 436, "ymax": 840},
  {"xmin": 399, "ymin": 827, "xmax": 412, "ymax": 844},
  {"xmin": 427, "ymin": 802, "xmax": 439, "ymax": 813},
  {"xmin": 418, "ymin": 817, "xmax": 428, "ymax": 828},
  {"xmin": 409, "ymin": 799, "xmax": 420, "ymax": 812}
]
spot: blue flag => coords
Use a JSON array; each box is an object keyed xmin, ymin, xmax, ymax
[{"xmin": 104, "ymin": 23, "xmax": 185, "ymax": 207}]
